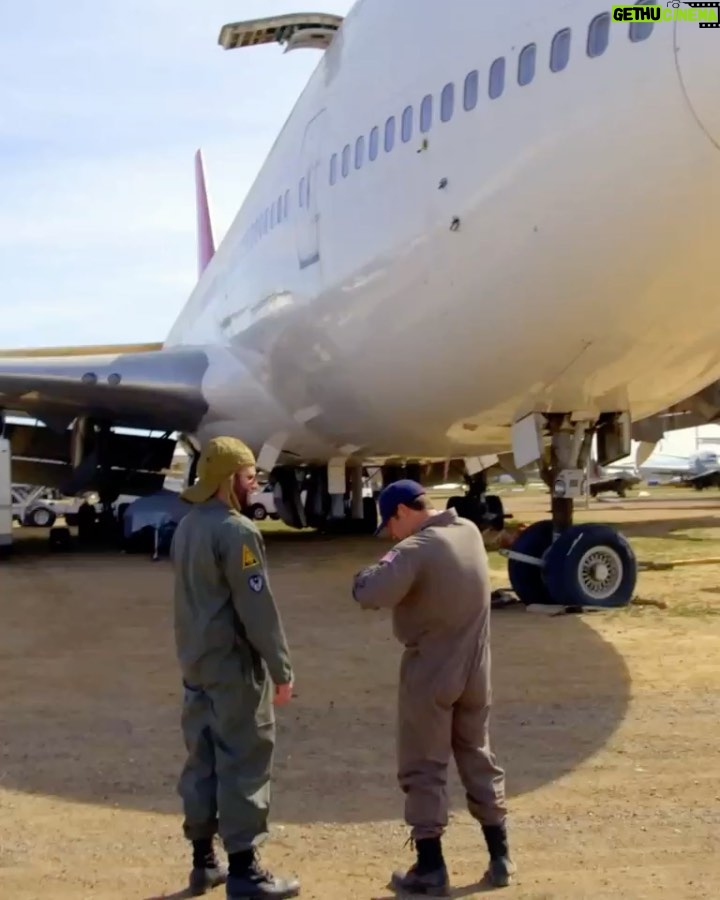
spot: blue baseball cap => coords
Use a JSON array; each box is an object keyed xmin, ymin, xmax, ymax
[{"xmin": 375, "ymin": 479, "xmax": 426, "ymax": 536}]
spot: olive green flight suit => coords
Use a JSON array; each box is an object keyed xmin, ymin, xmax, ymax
[
  {"xmin": 352, "ymin": 508, "xmax": 506, "ymax": 840},
  {"xmin": 170, "ymin": 499, "xmax": 294, "ymax": 854}
]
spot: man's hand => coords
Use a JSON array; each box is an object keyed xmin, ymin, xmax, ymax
[{"xmin": 273, "ymin": 682, "xmax": 294, "ymax": 706}]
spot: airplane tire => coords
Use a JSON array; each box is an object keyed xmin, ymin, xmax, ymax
[
  {"xmin": 362, "ymin": 496, "xmax": 379, "ymax": 534},
  {"xmin": 542, "ymin": 524, "xmax": 637, "ymax": 609},
  {"xmin": 446, "ymin": 495, "xmax": 486, "ymax": 529},
  {"xmin": 507, "ymin": 519, "xmax": 554, "ymax": 605},
  {"xmin": 484, "ymin": 494, "xmax": 505, "ymax": 530}
]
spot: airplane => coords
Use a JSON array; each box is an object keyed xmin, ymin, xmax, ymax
[
  {"xmin": 638, "ymin": 448, "xmax": 720, "ymax": 482},
  {"xmin": 1, "ymin": 0, "xmax": 720, "ymax": 611}
]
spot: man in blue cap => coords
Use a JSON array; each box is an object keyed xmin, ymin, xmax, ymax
[{"xmin": 352, "ymin": 480, "xmax": 514, "ymax": 894}]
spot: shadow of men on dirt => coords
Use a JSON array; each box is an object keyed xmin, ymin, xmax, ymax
[{"xmin": 1, "ymin": 532, "xmax": 631, "ymax": 830}]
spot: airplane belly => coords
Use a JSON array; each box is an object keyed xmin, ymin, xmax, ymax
[
  {"xmin": 272, "ymin": 14, "xmax": 720, "ymax": 459},
  {"xmin": 183, "ymin": 0, "xmax": 720, "ymax": 464}
]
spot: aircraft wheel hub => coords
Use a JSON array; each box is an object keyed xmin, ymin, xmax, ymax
[{"xmin": 578, "ymin": 546, "xmax": 622, "ymax": 600}]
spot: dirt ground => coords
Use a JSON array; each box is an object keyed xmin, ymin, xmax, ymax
[{"xmin": 1, "ymin": 493, "xmax": 719, "ymax": 899}]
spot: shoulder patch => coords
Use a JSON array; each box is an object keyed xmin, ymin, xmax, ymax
[
  {"xmin": 242, "ymin": 544, "xmax": 260, "ymax": 569},
  {"xmin": 248, "ymin": 573, "xmax": 265, "ymax": 593},
  {"xmin": 380, "ymin": 549, "xmax": 399, "ymax": 564}
]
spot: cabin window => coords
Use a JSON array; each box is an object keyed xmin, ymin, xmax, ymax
[
  {"xmin": 384, "ymin": 116, "xmax": 395, "ymax": 152},
  {"xmin": 276, "ymin": 196, "xmax": 282, "ymax": 222},
  {"xmin": 401, "ymin": 105, "xmax": 413, "ymax": 142},
  {"xmin": 342, "ymin": 144, "xmax": 351, "ymax": 177},
  {"xmin": 263, "ymin": 209, "xmax": 269, "ymax": 233},
  {"xmin": 464, "ymin": 70, "xmax": 479, "ymax": 111},
  {"xmin": 588, "ymin": 12, "xmax": 610, "ymax": 57},
  {"xmin": 420, "ymin": 94, "xmax": 433, "ymax": 133},
  {"xmin": 270, "ymin": 204, "xmax": 276, "ymax": 228},
  {"xmin": 299, "ymin": 178, "xmax": 305, "ymax": 207},
  {"xmin": 329, "ymin": 153, "xmax": 338, "ymax": 185},
  {"xmin": 550, "ymin": 28, "xmax": 571, "ymax": 72},
  {"xmin": 355, "ymin": 135, "xmax": 365, "ymax": 169},
  {"xmin": 630, "ymin": 0, "xmax": 656, "ymax": 42},
  {"xmin": 518, "ymin": 43, "xmax": 536, "ymax": 86},
  {"xmin": 306, "ymin": 172, "xmax": 311, "ymax": 206},
  {"xmin": 440, "ymin": 82, "xmax": 455, "ymax": 122},
  {"xmin": 369, "ymin": 125, "xmax": 379, "ymax": 160},
  {"xmin": 284, "ymin": 190, "xmax": 289, "ymax": 218},
  {"xmin": 489, "ymin": 57, "xmax": 505, "ymax": 99}
]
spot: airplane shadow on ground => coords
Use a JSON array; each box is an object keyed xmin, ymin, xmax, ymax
[
  {"xmin": 616, "ymin": 515, "xmax": 720, "ymax": 540},
  {"xmin": 1, "ymin": 523, "xmax": 632, "ymax": 830}
]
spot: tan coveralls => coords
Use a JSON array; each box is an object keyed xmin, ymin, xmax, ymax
[{"xmin": 352, "ymin": 508, "xmax": 507, "ymax": 840}]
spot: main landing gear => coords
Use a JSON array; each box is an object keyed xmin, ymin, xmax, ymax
[
  {"xmin": 445, "ymin": 471, "xmax": 510, "ymax": 532},
  {"xmin": 504, "ymin": 414, "xmax": 638, "ymax": 609}
]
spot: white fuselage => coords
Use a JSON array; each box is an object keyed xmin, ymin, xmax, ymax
[{"xmin": 164, "ymin": 0, "xmax": 720, "ymax": 466}]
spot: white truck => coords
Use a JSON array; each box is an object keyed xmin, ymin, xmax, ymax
[{"xmin": 11, "ymin": 485, "xmax": 98, "ymax": 528}]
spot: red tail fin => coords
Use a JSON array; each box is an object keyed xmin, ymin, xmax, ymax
[{"xmin": 195, "ymin": 149, "xmax": 215, "ymax": 278}]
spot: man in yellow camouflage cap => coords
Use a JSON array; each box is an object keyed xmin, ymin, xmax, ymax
[{"xmin": 171, "ymin": 436, "xmax": 300, "ymax": 899}]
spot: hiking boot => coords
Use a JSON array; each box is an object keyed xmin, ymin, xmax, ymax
[
  {"xmin": 390, "ymin": 837, "xmax": 451, "ymax": 897},
  {"xmin": 190, "ymin": 864, "xmax": 228, "ymax": 896},
  {"xmin": 226, "ymin": 850, "xmax": 300, "ymax": 899},
  {"xmin": 481, "ymin": 823, "xmax": 516, "ymax": 888},
  {"xmin": 189, "ymin": 839, "xmax": 228, "ymax": 895}
]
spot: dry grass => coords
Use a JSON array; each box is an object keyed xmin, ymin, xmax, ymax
[{"xmin": 1, "ymin": 491, "xmax": 719, "ymax": 898}]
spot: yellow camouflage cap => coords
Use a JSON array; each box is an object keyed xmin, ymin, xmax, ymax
[{"xmin": 181, "ymin": 436, "xmax": 256, "ymax": 504}]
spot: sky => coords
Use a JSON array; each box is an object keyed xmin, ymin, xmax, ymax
[{"xmin": 0, "ymin": 0, "xmax": 352, "ymax": 349}]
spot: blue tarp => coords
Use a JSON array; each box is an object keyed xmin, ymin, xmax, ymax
[{"xmin": 122, "ymin": 488, "xmax": 191, "ymax": 538}]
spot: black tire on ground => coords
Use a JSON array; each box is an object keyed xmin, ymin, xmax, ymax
[
  {"xmin": 446, "ymin": 495, "xmax": 485, "ymax": 528},
  {"xmin": 542, "ymin": 523, "xmax": 637, "ymax": 609},
  {"xmin": 248, "ymin": 504, "xmax": 267, "ymax": 521},
  {"xmin": 483, "ymin": 494, "xmax": 506, "ymax": 530},
  {"xmin": 507, "ymin": 519, "xmax": 554, "ymax": 606},
  {"xmin": 361, "ymin": 496, "xmax": 379, "ymax": 535}
]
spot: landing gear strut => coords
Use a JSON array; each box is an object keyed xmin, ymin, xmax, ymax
[{"xmin": 506, "ymin": 414, "xmax": 637, "ymax": 609}]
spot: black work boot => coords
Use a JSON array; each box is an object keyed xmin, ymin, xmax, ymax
[
  {"xmin": 226, "ymin": 849, "xmax": 300, "ymax": 899},
  {"xmin": 390, "ymin": 837, "xmax": 451, "ymax": 897},
  {"xmin": 481, "ymin": 823, "xmax": 516, "ymax": 888},
  {"xmin": 189, "ymin": 838, "xmax": 228, "ymax": 896}
]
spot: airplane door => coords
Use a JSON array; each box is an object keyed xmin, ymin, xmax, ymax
[{"xmin": 296, "ymin": 109, "xmax": 325, "ymax": 271}]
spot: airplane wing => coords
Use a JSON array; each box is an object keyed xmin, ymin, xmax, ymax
[
  {"xmin": 0, "ymin": 152, "xmax": 220, "ymax": 437},
  {"xmin": 0, "ymin": 343, "xmax": 209, "ymax": 433},
  {"xmin": 0, "ymin": 342, "xmax": 212, "ymax": 497}
]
